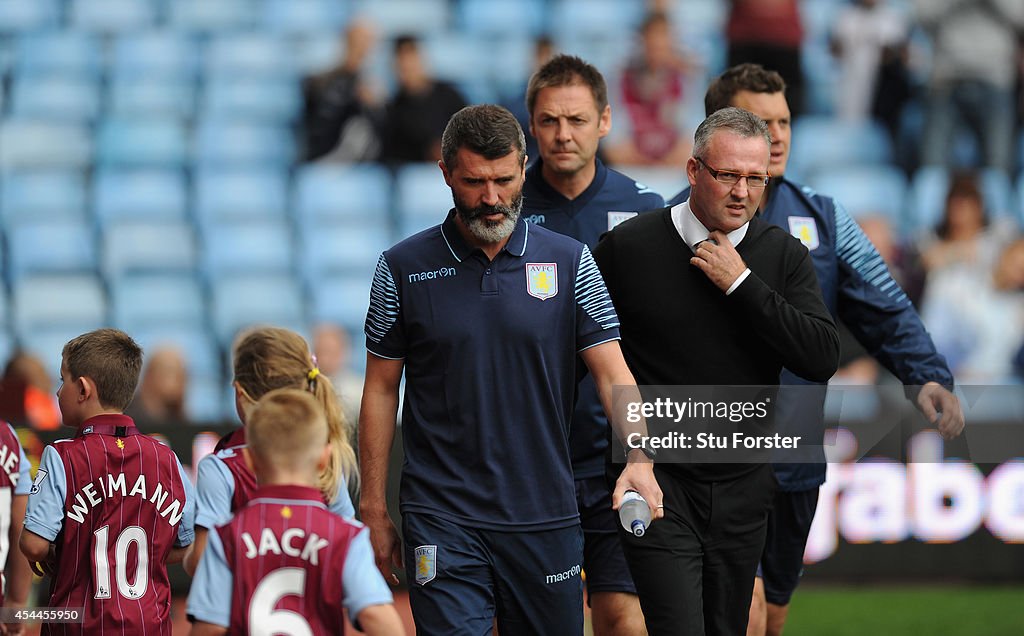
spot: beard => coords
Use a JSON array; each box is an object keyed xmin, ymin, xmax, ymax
[{"xmin": 453, "ymin": 189, "xmax": 524, "ymax": 244}]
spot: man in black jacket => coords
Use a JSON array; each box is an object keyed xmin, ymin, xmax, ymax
[{"xmin": 593, "ymin": 107, "xmax": 840, "ymax": 636}]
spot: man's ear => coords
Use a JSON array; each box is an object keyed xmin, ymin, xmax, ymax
[
  {"xmin": 598, "ymin": 104, "xmax": 611, "ymax": 138},
  {"xmin": 438, "ymin": 160, "xmax": 452, "ymax": 187}
]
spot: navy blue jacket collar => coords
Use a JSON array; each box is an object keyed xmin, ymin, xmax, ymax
[{"xmin": 526, "ymin": 157, "xmax": 608, "ymax": 210}]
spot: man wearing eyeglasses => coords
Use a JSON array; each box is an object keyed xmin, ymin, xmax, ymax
[
  {"xmin": 593, "ymin": 106, "xmax": 840, "ymax": 636},
  {"xmin": 669, "ymin": 65, "xmax": 963, "ymax": 636}
]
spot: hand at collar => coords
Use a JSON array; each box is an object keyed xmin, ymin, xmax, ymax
[{"xmin": 690, "ymin": 230, "xmax": 751, "ymax": 294}]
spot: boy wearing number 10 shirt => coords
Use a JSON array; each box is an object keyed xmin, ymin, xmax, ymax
[
  {"xmin": 21, "ymin": 329, "xmax": 196, "ymax": 635},
  {"xmin": 187, "ymin": 389, "xmax": 402, "ymax": 635}
]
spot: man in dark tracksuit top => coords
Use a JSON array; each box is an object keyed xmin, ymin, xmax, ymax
[
  {"xmin": 521, "ymin": 54, "xmax": 664, "ymax": 636},
  {"xmin": 595, "ymin": 107, "xmax": 840, "ymax": 636},
  {"xmin": 359, "ymin": 105, "xmax": 662, "ymax": 636},
  {"xmin": 668, "ymin": 64, "xmax": 965, "ymax": 636}
]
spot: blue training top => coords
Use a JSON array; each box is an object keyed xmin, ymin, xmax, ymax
[
  {"xmin": 669, "ymin": 177, "xmax": 954, "ymax": 490},
  {"xmin": 365, "ymin": 211, "xmax": 622, "ymax": 530},
  {"xmin": 523, "ymin": 158, "xmax": 665, "ymax": 479}
]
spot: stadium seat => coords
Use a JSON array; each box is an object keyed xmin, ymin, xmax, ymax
[
  {"xmin": 294, "ymin": 164, "xmax": 393, "ymax": 231},
  {"xmin": 20, "ymin": 327, "xmax": 104, "ymax": 383},
  {"xmin": 12, "ymin": 274, "xmax": 107, "ymax": 338},
  {"xmin": 201, "ymin": 220, "xmax": 295, "ymax": 279},
  {"xmin": 352, "ymin": 0, "xmax": 451, "ymax": 36},
  {"xmin": 107, "ymin": 77, "xmax": 196, "ymax": 119},
  {"xmin": 194, "ymin": 168, "xmax": 289, "ymax": 230},
  {"xmin": 299, "ymin": 224, "xmax": 391, "ymax": 288},
  {"xmin": 395, "ymin": 163, "xmax": 453, "ymax": 237},
  {"xmin": 101, "ymin": 220, "xmax": 198, "ymax": 278},
  {"xmin": 210, "ymin": 274, "xmax": 307, "ymax": 345},
  {"xmin": 69, "ymin": 0, "xmax": 156, "ymax": 33},
  {"xmin": 0, "ymin": 121, "xmax": 93, "ymax": 169},
  {"xmin": 550, "ymin": 0, "xmax": 645, "ymax": 39},
  {"xmin": 111, "ymin": 32, "xmax": 198, "ymax": 79},
  {"xmin": 93, "ymin": 169, "xmax": 188, "ymax": 226},
  {"xmin": 199, "ymin": 78, "xmax": 301, "ymax": 122},
  {"xmin": 168, "ymin": 0, "xmax": 254, "ymax": 33},
  {"xmin": 187, "ymin": 377, "xmax": 231, "ymax": 423},
  {"xmin": 310, "ymin": 274, "xmax": 373, "ymax": 333},
  {"xmin": 111, "ymin": 273, "xmax": 206, "ymax": 331},
  {"xmin": 788, "ymin": 117, "xmax": 893, "ymax": 182},
  {"xmin": 9, "ymin": 75, "xmax": 101, "ymax": 122},
  {"xmin": 1, "ymin": 171, "xmax": 88, "ymax": 223},
  {"xmin": 458, "ymin": 0, "xmax": 545, "ymax": 36},
  {"xmin": 134, "ymin": 326, "xmax": 222, "ymax": 381},
  {"xmin": 292, "ymin": 33, "xmax": 343, "ymax": 75},
  {"xmin": 907, "ymin": 166, "xmax": 1018, "ymax": 232},
  {"xmin": 423, "ymin": 34, "xmax": 495, "ymax": 100},
  {"xmin": 806, "ymin": 165, "xmax": 909, "ymax": 225},
  {"xmin": 7, "ymin": 221, "xmax": 98, "ymax": 281},
  {"xmin": 14, "ymin": 32, "xmax": 102, "ymax": 76},
  {"xmin": 96, "ymin": 118, "xmax": 189, "ymax": 167},
  {"xmin": 618, "ymin": 166, "xmax": 686, "ymax": 202},
  {"xmin": 193, "ymin": 121, "xmax": 296, "ymax": 167},
  {"xmin": 204, "ymin": 34, "xmax": 295, "ymax": 78},
  {"xmin": 0, "ymin": 0, "xmax": 60, "ymax": 33},
  {"xmin": 261, "ymin": 0, "xmax": 348, "ymax": 35}
]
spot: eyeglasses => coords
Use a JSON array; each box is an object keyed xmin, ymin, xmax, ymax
[{"xmin": 695, "ymin": 157, "xmax": 770, "ymax": 189}]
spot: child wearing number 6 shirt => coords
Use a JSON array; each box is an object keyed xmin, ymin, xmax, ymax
[{"xmin": 187, "ymin": 389, "xmax": 402, "ymax": 635}]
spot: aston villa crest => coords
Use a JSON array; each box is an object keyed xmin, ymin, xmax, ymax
[
  {"xmin": 526, "ymin": 263, "xmax": 558, "ymax": 300},
  {"xmin": 788, "ymin": 217, "xmax": 820, "ymax": 250},
  {"xmin": 414, "ymin": 545, "xmax": 437, "ymax": 585}
]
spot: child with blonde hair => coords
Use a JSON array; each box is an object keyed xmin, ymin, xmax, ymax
[
  {"xmin": 184, "ymin": 326, "xmax": 357, "ymax": 576},
  {"xmin": 188, "ymin": 389, "xmax": 402, "ymax": 635}
]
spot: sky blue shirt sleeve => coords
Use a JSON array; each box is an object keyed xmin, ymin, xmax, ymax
[
  {"xmin": 328, "ymin": 478, "xmax": 355, "ymax": 519},
  {"xmin": 343, "ymin": 527, "xmax": 394, "ymax": 625},
  {"xmin": 11, "ymin": 425, "xmax": 30, "ymax": 496},
  {"xmin": 186, "ymin": 527, "xmax": 232, "ymax": 628},
  {"xmin": 195, "ymin": 454, "xmax": 235, "ymax": 530},
  {"xmin": 175, "ymin": 458, "xmax": 196, "ymax": 547},
  {"xmin": 23, "ymin": 445, "xmax": 67, "ymax": 542}
]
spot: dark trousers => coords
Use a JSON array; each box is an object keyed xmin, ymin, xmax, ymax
[{"xmin": 621, "ymin": 464, "xmax": 777, "ymax": 636}]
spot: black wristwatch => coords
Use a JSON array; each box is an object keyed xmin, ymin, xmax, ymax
[{"xmin": 627, "ymin": 445, "xmax": 657, "ymax": 461}]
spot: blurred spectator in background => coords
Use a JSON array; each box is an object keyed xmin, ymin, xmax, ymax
[
  {"xmin": 125, "ymin": 346, "xmax": 190, "ymax": 428},
  {"xmin": 920, "ymin": 237, "xmax": 1024, "ymax": 381},
  {"xmin": 501, "ymin": 34, "xmax": 557, "ymax": 165},
  {"xmin": 725, "ymin": 0, "xmax": 805, "ymax": 118},
  {"xmin": 312, "ymin": 323, "xmax": 363, "ymax": 429},
  {"xmin": 918, "ymin": 172, "xmax": 1008, "ymax": 276},
  {"xmin": 301, "ymin": 19, "xmax": 384, "ymax": 163},
  {"xmin": 603, "ymin": 11, "xmax": 695, "ymax": 168},
  {"xmin": 380, "ymin": 34, "xmax": 467, "ymax": 164},
  {"xmin": 858, "ymin": 214, "xmax": 927, "ymax": 306},
  {"xmin": 830, "ymin": 0, "xmax": 910, "ymax": 130},
  {"xmin": 0, "ymin": 352, "xmax": 60, "ymax": 431},
  {"xmin": 832, "ymin": 214, "xmax": 927, "ymax": 384},
  {"xmin": 914, "ymin": 0, "xmax": 1024, "ymax": 173}
]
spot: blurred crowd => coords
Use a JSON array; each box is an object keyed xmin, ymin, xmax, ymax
[{"xmin": 2, "ymin": 0, "xmax": 1023, "ymax": 425}]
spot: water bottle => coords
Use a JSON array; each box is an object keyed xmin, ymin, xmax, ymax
[{"xmin": 619, "ymin": 490, "xmax": 652, "ymax": 537}]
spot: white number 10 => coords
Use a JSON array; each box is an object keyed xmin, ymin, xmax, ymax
[{"xmin": 93, "ymin": 525, "xmax": 149, "ymax": 600}]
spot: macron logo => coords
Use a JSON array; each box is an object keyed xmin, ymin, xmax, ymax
[
  {"xmin": 545, "ymin": 563, "xmax": 581, "ymax": 584},
  {"xmin": 408, "ymin": 267, "xmax": 457, "ymax": 284}
]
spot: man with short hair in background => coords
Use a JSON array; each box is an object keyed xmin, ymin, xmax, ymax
[{"xmin": 522, "ymin": 53, "xmax": 664, "ymax": 636}]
